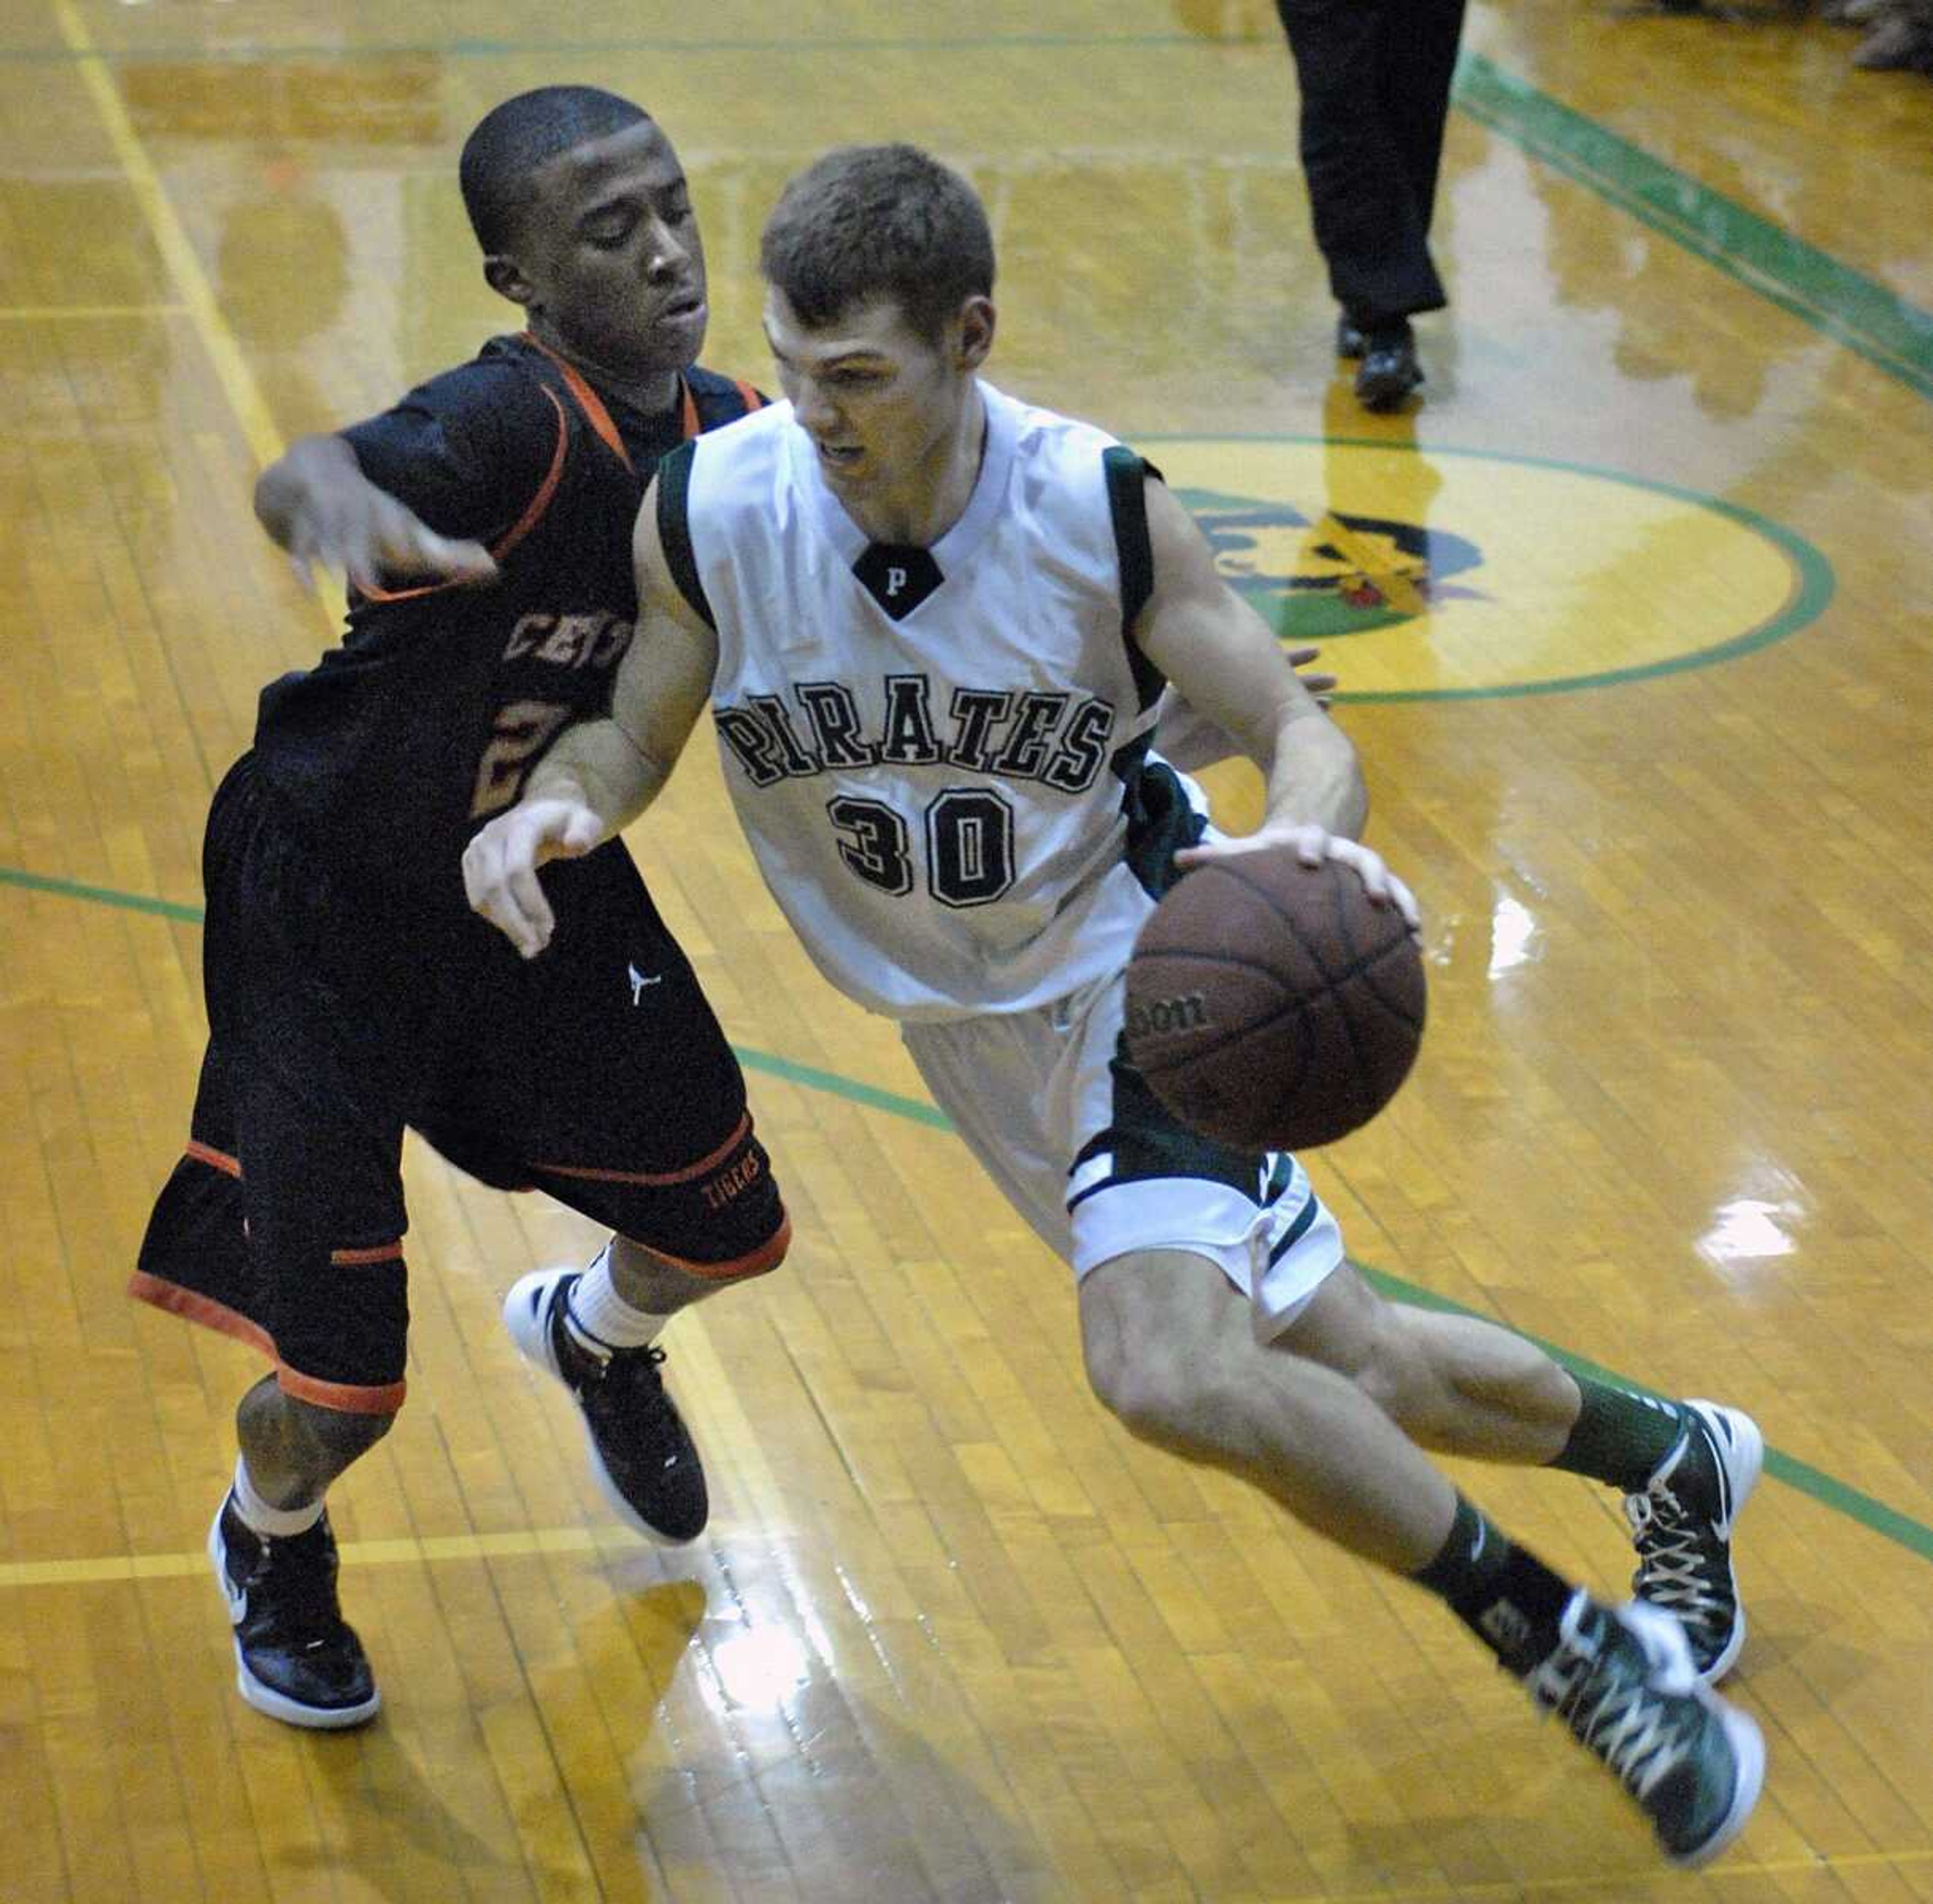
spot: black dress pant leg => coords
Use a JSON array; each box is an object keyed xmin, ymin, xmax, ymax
[
  {"xmin": 1377, "ymin": 0, "xmax": 1468, "ymax": 245},
  {"xmin": 1277, "ymin": 0, "xmax": 1465, "ymax": 325}
]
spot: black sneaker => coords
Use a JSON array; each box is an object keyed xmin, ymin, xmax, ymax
[
  {"xmin": 1626, "ymin": 1400, "xmax": 1763, "ymax": 1684},
  {"xmin": 207, "ymin": 1494, "xmax": 380, "ymax": 1729},
  {"xmin": 1355, "ymin": 321, "xmax": 1423, "ymax": 412},
  {"xmin": 503, "ymin": 1267, "xmax": 708, "ymax": 1545},
  {"xmin": 1529, "ymin": 1592, "xmax": 1764, "ymax": 1867},
  {"xmin": 1336, "ymin": 312, "xmax": 1369, "ymax": 359}
]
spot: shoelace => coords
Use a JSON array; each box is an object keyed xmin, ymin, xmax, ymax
[
  {"xmin": 574, "ymin": 1341, "xmax": 685, "ymax": 1453},
  {"xmin": 583, "ymin": 1340, "xmax": 669, "ymax": 1393},
  {"xmin": 555, "ymin": 1285, "xmax": 668, "ymax": 1396},
  {"xmin": 1626, "ymin": 1489, "xmax": 1728, "ymax": 1634},
  {"xmin": 1533, "ymin": 1617, "xmax": 1698, "ymax": 1804}
]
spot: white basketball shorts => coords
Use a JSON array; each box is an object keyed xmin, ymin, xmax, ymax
[{"xmin": 900, "ymin": 965, "xmax": 1345, "ymax": 1334}]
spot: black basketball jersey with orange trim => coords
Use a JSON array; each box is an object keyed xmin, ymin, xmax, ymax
[{"xmin": 251, "ymin": 332, "xmax": 762, "ymax": 902}]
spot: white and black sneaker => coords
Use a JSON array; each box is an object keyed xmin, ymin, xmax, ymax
[
  {"xmin": 1530, "ymin": 1593, "xmax": 1764, "ymax": 1867},
  {"xmin": 208, "ymin": 1494, "xmax": 380, "ymax": 1729},
  {"xmin": 504, "ymin": 1268, "xmax": 708, "ymax": 1545},
  {"xmin": 1626, "ymin": 1400, "xmax": 1763, "ymax": 1684}
]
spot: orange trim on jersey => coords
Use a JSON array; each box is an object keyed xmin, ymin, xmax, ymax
[
  {"xmin": 485, "ymin": 386, "xmax": 571, "ymax": 562},
  {"xmin": 127, "ymin": 1271, "xmax": 407, "ymax": 1414},
  {"xmin": 522, "ymin": 333, "xmax": 757, "ymax": 452},
  {"xmin": 630, "ymin": 1209, "xmax": 792, "ymax": 1283},
  {"xmin": 522, "ymin": 331, "xmax": 635, "ymax": 473},
  {"xmin": 531, "ymin": 1112, "xmax": 752, "ymax": 1188},
  {"xmin": 329, "ymin": 1242, "xmax": 404, "ymax": 1267},
  {"xmin": 355, "ymin": 384, "xmax": 572, "ymax": 604},
  {"xmin": 185, "ymin": 1138, "xmax": 242, "ymax": 1179}
]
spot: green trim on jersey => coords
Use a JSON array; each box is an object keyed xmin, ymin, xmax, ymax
[
  {"xmin": 1115, "ymin": 749, "xmax": 1207, "ymax": 898},
  {"xmin": 654, "ymin": 439, "xmax": 715, "ymax": 630},
  {"xmin": 1069, "ymin": 1048, "xmax": 1268, "ymax": 1204},
  {"xmin": 1102, "ymin": 446, "xmax": 1166, "ymax": 714}
]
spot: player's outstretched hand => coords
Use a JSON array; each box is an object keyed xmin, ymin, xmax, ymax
[
  {"xmin": 1175, "ymin": 821, "xmax": 1421, "ymax": 937},
  {"xmin": 287, "ymin": 484, "xmax": 498, "ymax": 594},
  {"xmin": 463, "ymin": 798, "xmax": 607, "ymax": 960}
]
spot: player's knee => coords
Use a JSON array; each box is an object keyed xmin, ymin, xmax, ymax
[
  {"xmin": 1085, "ymin": 1341, "xmax": 1215, "ymax": 1452},
  {"xmin": 616, "ymin": 1189, "xmax": 793, "ymax": 1301},
  {"xmin": 1080, "ymin": 1252, "xmax": 1243, "ymax": 1454},
  {"xmin": 239, "ymin": 1380, "xmax": 395, "ymax": 1494},
  {"xmin": 1082, "ymin": 1313, "xmax": 1247, "ymax": 1459},
  {"xmin": 284, "ymin": 1393, "xmax": 397, "ymax": 1467},
  {"xmin": 1104, "ymin": 1354, "xmax": 1277, "ymax": 1468},
  {"xmin": 746, "ymin": 1200, "xmax": 793, "ymax": 1276},
  {"xmin": 689, "ymin": 1197, "xmax": 795, "ymax": 1286}
]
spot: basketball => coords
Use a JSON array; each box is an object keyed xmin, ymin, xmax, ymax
[{"xmin": 1123, "ymin": 847, "xmax": 1426, "ymax": 1153}]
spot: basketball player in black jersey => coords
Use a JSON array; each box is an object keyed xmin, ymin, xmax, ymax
[{"xmin": 132, "ymin": 88, "xmax": 791, "ymax": 1730}]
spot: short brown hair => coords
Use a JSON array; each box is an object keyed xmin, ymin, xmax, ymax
[{"xmin": 760, "ymin": 143, "xmax": 995, "ymax": 342}]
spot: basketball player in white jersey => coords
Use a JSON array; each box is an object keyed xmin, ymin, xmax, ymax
[{"xmin": 464, "ymin": 144, "xmax": 1765, "ymax": 1866}]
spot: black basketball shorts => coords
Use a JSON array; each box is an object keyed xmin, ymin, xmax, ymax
[{"xmin": 131, "ymin": 755, "xmax": 788, "ymax": 1412}]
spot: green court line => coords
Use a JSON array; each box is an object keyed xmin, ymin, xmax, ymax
[
  {"xmin": 9, "ymin": 857, "xmax": 1932, "ymax": 1569},
  {"xmin": 736, "ymin": 1044, "xmax": 953, "ymax": 1130},
  {"xmin": 0, "ymin": 863, "xmax": 205, "ymax": 923},
  {"xmin": 1452, "ymin": 51, "xmax": 1933, "ymax": 402}
]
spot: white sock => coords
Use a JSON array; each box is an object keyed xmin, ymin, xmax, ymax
[
  {"xmin": 232, "ymin": 1454, "xmax": 325, "ymax": 1538},
  {"xmin": 564, "ymin": 1243, "xmax": 670, "ymax": 1356}
]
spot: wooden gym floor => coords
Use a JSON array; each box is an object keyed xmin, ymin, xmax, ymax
[{"xmin": 3, "ymin": 1, "xmax": 1931, "ymax": 1898}]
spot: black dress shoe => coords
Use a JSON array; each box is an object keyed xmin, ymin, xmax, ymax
[
  {"xmin": 1336, "ymin": 313, "xmax": 1369, "ymax": 359},
  {"xmin": 1355, "ymin": 322, "xmax": 1423, "ymax": 412}
]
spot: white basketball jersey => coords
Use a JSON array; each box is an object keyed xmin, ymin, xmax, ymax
[{"xmin": 670, "ymin": 382, "xmax": 1208, "ymax": 1021}]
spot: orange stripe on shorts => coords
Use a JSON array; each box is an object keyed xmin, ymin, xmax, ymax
[
  {"xmin": 629, "ymin": 1208, "xmax": 792, "ymax": 1283},
  {"xmin": 532, "ymin": 1112, "xmax": 752, "ymax": 1188}
]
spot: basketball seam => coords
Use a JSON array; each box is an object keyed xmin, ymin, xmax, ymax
[
  {"xmin": 1352, "ymin": 935, "xmax": 1428, "ymax": 1030},
  {"xmin": 1307, "ymin": 871, "xmax": 1376, "ymax": 1125},
  {"xmin": 1131, "ymin": 932, "xmax": 1419, "ymax": 1074},
  {"xmin": 1132, "ymin": 973, "xmax": 1366, "ymax": 1080},
  {"xmin": 1199, "ymin": 859, "xmax": 1342, "ymax": 967},
  {"xmin": 1204, "ymin": 858, "xmax": 1424, "ymax": 1028}
]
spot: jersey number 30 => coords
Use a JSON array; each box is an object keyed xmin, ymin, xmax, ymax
[{"xmin": 828, "ymin": 788, "xmax": 1015, "ymax": 908}]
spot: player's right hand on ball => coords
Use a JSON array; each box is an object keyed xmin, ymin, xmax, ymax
[
  {"xmin": 1305, "ymin": 829, "xmax": 1422, "ymax": 939},
  {"xmin": 288, "ymin": 486, "xmax": 498, "ymax": 595},
  {"xmin": 1179, "ymin": 822, "xmax": 1422, "ymax": 938},
  {"xmin": 463, "ymin": 799, "xmax": 607, "ymax": 959}
]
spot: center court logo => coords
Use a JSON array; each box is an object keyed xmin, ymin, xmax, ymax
[
  {"xmin": 1158, "ymin": 438, "xmax": 1834, "ymax": 701},
  {"xmin": 1177, "ymin": 488, "xmax": 1488, "ymax": 644}
]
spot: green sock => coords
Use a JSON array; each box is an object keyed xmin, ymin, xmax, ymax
[
  {"xmin": 1412, "ymin": 1496, "xmax": 1574, "ymax": 1677},
  {"xmin": 1548, "ymin": 1376, "xmax": 1685, "ymax": 1493}
]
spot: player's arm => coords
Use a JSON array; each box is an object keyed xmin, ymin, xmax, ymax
[
  {"xmin": 463, "ymin": 479, "xmax": 718, "ymax": 959},
  {"xmin": 1151, "ymin": 644, "xmax": 1335, "ymax": 770},
  {"xmin": 255, "ymin": 433, "xmax": 499, "ymax": 593},
  {"xmin": 1133, "ymin": 476, "xmax": 1417, "ymax": 926}
]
